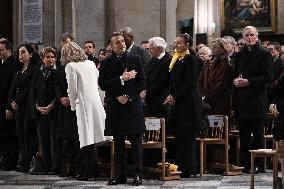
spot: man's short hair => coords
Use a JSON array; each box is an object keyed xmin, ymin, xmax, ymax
[
  {"xmin": 119, "ymin": 27, "xmax": 134, "ymax": 38},
  {"xmin": 0, "ymin": 39, "xmax": 13, "ymax": 51},
  {"xmin": 148, "ymin": 37, "xmax": 167, "ymax": 51},
  {"xmin": 267, "ymin": 41, "xmax": 281, "ymax": 52},
  {"xmin": 242, "ymin": 26, "xmax": 259, "ymax": 37},
  {"xmin": 109, "ymin": 32, "xmax": 124, "ymax": 42},
  {"xmin": 84, "ymin": 40, "xmax": 96, "ymax": 48},
  {"xmin": 141, "ymin": 40, "xmax": 149, "ymax": 45},
  {"xmin": 223, "ymin": 36, "xmax": 236, "ymax": 45}
]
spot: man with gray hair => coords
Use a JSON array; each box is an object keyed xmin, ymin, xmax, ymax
[
  {"xmin": 232, "ymin": 26, "xmax": 273, "ymax": 173},
  {"xmin": 142, "ymin": 37, "xmax": 171, "ymax": 119},
  {"xmin": 120, "ymin": 27, "xmax": 151, "ymax": 68}
]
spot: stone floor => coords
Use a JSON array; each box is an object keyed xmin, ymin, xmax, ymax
[{"xmin": 0, "ymin": 170, "xmax": 281, "ymax": 189}]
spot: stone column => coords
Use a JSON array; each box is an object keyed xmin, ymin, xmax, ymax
[
  {"xmin": 54, "ymin": 0, "xmax": 63, "ymax": 47},
  {"xmin": 12, "ymin": 0, "xmax": 22, "ymax": 49}
]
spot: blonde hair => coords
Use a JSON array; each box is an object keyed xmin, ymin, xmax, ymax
[{"xmin": 60, "ymin": 42, "xmax": 87, "ymax": 65}]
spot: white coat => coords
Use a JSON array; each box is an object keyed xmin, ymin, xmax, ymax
[{"xmin": 65, "ymin": 60, "xmax": 112, "ymax": 148}]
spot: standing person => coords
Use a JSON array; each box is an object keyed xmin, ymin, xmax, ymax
[
  {"xmin": 199, "ymin": 38, "xmax": 233, "ymax": 117},
  {"xmin": 29, "ymin": 47, "xmax": 60, "ymax": 175},
  {"xmin": 98, "ymin": 32, "xmax": 145, "ymax": 186},
  {"xmin": 84, "ymin": 40, "xmax": 99, "ymax": 67},
  {"xmin": 120, "ymin": 27, "xmax": 151, "ymax": 68},
  {"xmin": 164, "ymin": 33, "xmax": 202, "ymax": 178},
  {"xmin": 61, "ymin": 42, "xmax": 112, "ymax": 181},
  {"xmin": 232, "ymin": 26, "xmax": 273, "ymax": 173},
  {"xmin": 8, "ymin": 44, "xmax": 38, "ymax": 173},
  {"xmin": 143, "ymin": 37, "xmax": 171, "ymax": 119},
  {"xmin": 0, "ymin": 39, "xmax": 17, "ymax": 170}
]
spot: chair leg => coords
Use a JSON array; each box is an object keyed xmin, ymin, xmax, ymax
[
  {"xmin": 111, "ymin": 141, "xmax": 114, "ymax": 179},
  {"xmin": 200, "ymin": 141, "xmax": 204, "ymax": 177},
  {"xmin": 250, "ymin": 153, "xmax": 255, "ymax": 189}
]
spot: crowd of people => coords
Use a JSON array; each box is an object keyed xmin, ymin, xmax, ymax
[{"xmin": 0, "ymin": 25, "xmax": 284, "ymax": 186}]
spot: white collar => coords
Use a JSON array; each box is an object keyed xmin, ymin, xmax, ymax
[
  {"xmin": 127, "ymin": 43, "xmax": 134, "ymax": 52},
  {"xmin": 157, "ymin": 52, "xmax": 165, "ymax": 60}
]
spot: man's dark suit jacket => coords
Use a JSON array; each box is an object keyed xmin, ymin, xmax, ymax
[
  {"xmin": 129, "ymin": 44, "xmax": 151, "ymax": 68},
  {"xmin": 99, "ymin": 51, "xmax": 145, "ymax": 136}
]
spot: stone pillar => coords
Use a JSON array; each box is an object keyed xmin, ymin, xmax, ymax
[
  {"xmin": 12, "ymin": 0, "xmax": 22, "ymax": 50},
  {"xmin": 42, "ymin": 0, "xmax": 55, "ymax": 46},
  {"xmin": 161, "ymin": 0, "xmax": 177, "ymax": 51},
  {"xmin": 277, "ymin": 0, "xmax": 284, "ymax": 33},
  {"xmin": 72, "ymin": 0, "xmax": 105, "ymax": 49},
  {"xmin": 54, "ymin": 0, "xmax": 63, "ymax": 47}
]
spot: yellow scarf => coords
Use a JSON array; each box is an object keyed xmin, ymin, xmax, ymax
[{"xmin": 169, "ymin": 49, "xmax": 190, "ymax": 72}]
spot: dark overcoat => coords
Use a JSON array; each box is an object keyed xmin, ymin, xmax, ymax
[
  {"xmin": 130, "ymin": 44, "xmax": 151, "ymax": 68},
  {"xmin": 98, "ymin": 52, "xmax": 145, "ymax": 136},
  {"xmin": 29, "ymin": 65, "xmax": 59, "ymax": 120},
  {"xmin": 170, "ymin": 54, "xmax": 202, "ymax": 135},
  {"xmin": 55, "ymin": 65, "xmax": 78, "ymax": 139},
  {"xmin": 145, "ymin": 52, "xmax": 171, "ymax": 117},
  {"xmin": 232, "ymin": 42, "xmax": 273, "ymax": 119},
  {"xmin": 0, "ymin": 56, "xmax": 16, "ymax": 135},
  {"xmin": 199, "ymin": 56, "xmax": 233, "ymax": 116}
]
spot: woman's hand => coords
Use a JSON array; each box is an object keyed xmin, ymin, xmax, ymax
[{"xmin": 163, "ymin": 95, "xmax": 175, "ymax": 105}]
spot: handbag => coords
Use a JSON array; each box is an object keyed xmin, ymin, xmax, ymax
[{"xmin": 29, "ymin": 152, "xmax": 44, "ymax": 175}]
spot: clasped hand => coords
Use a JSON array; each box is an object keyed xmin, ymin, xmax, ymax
[
  {"xmin": 121, "ymin": 68, "xmax": 137, "ymax": 81},
  {"xmin": 37, "ymin": 104, "xmax": 54, "ymax": 115},
  {"xmin": 163, "ymin": 95, "xmax": 175, "ymax": 105},
  {"xmin": 234, "ymin": 77, "xmax": 249, "ymax": 88},
  {"xmin": 117, "ymin": 95, "xmax": 128, "ymax": 104}
]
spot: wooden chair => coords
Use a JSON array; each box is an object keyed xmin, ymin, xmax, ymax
[
  {"xmin": 197, "ymin": 115, "xmax": 229, "ymax": 177},
  {"xmin": 111, "ymin": 117, "xmax": 168, "ymax": 180},
  {"xmin": 249, "ymin": 148, "xmax": 278, "ymax": 189}
]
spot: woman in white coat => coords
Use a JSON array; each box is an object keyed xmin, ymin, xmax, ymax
[{"xmin": 61, "ymin": 42, "xmax": 111, "ymax": 180}]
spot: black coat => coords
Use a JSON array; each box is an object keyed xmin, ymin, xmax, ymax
[
  {"xmin": 8, "ymin": 65, "xmax": 34, "ymax": 116},
  {"xmin": 55, "ymin": 65, "xmax": 78, "ymax": 139},
  {"xmin": 99, "ymin": 52, "xmax": 145, "ymax": 136},
  {"xmin": 144, "ymin": 52, "xmax": 171, "ymax": 117},
  {"xmin": 0, "ymin": 56, "xmax": 16, "ymax": 135},
  {"xmin": 232, "ymin": 42, "xmax": 273, "ymax": 119},
  {"xmin": 130, "ymin": 44, "xmax": 151, "ymax": 68},
  {"xmin": 169, "ymin": 54, "xmax": 202, "ymax": 135},
  {"xmin": 29, "ymin": 65, "xmax": 59, "ymax": 120}
]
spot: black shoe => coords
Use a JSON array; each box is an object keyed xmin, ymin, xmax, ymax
[
  {"xmin": 256, "ymin": 166, "xmax": 265, "ymax": 173},
  {"xmin": 132, "ymin": 176, "xmax": 142, "ymax": 186},
  {"xmin": 75, "ymin": 175, "xmax": 90, "ymax": 181},
  {"xmin": 108, "ymin": 177, "xmax": 127, "ymax": 185},
  {"xmin": 247, "ymin": 167, "xmax": 259, "ymax": 174}
]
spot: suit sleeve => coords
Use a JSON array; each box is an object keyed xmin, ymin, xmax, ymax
[
  {"xmin": 65, "ymin": 64, "xmax": 77, "ymax": 111},
  {"xmin": 247, "ymin": 51, "xmax": 273, "ymax": 89}
]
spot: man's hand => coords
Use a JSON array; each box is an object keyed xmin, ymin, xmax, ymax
[
  {"xmin": 234, "ymin": 77, "xmax": 249, "ymax": 88},
  {"xmin": 140, "ymin": 90, "xmax": 146, "ymax": 98},
  {"xmin": 37, "ymin": 106, "xmax": 47, "ymax": 115},
  {"xmin": 117, "ymin": 95, "xmax": 129, "ymax": 104},
  {"xmin": 269, "ymin": 104, "xmax": 279, "ymax": 117},
  {"xmin": 60, "ymin": 97, "xmax": 70, "ymax": 107},
  {"xmin": 5, "ymin": 110, "xmax": 13, "ymax": 120},
  {"xmin": 121, "ymin": 68, "xmax": 137, "ymax": 81},
  {"xmin": 163, "ymin": 95, "xmax": 175, "ymax": 105}
]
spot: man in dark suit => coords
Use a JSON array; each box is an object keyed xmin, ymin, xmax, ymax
[
  {"xmin": 98, "ymin": 32, "xmax": 145, "ymax": 186},
  {"xmin": 232, "ymin": 26, "xmax": 273, "ymax": 173},
  {"xmin": 143, "ymin": 37, "xmax": 171, "ymax": 119},
  {"xmin": 0, "ymin": 39, "xmax": 17, "ymax": 170},
  {"xmin": 120, "ymin": 27, "xmax": 151, "ymax": 69},
  {"xmin": 83, "ymin": 40, "xmax": 99, "ymax": 67}
]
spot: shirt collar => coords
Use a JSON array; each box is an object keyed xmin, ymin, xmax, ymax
[
  {"xmin": 127, "ymin": 43, "xmax": 134, "ymax": 52},
  {"xmin": 157, "ymin": 51, "xmax": 165, "ymax": 60}
]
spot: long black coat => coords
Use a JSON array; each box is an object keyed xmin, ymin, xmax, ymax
[
  {"xmin": 170, "ymin": 54, "xmax": 202, "ymax": 135},
  {"xmin": 8, "ymin": 65, "xmax": 34, "ymax": 116},
  {"xmin": 55, "ymin": 65, "xmax": 78, "ymax": 139},
  {"xmin": 232, "ymin": 42, "xmax": 273, "ymax": 119},
  {"xmin": 0, "ymin": 56, "xmax": 16, "ymax": 135},
  {"xmin": 144, "ymin": 52, "xmax": 171, "ymax": 117},
  {"xmin": 130, "ymin": 44, "xmax": 151, "ymax": 68},
  {"xmin": 98, "ymin": 52, "xmax": 145, "ymax": 136},
  {"xmin": 29, "ymin": 65, "xmax": 59, "ymax": 120}
]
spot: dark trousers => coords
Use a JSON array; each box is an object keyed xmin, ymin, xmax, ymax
[
  {"xmin": 113, "ymin": 134, "xmax": 143, "ymax": 178},
  {"xmin": 37, "ymin": 118, "xmax": 59, "ymax": 171},
  {"xmin": 175, "ymin": 134, "xmax": 197, "ymax": 176},
  {"xmin": 15, "ymin": 115, "xmax": 37, "ymax": 168},
  {"xmin": 238, "ymin": 118, "xmax": 265, "ymax": 169}
]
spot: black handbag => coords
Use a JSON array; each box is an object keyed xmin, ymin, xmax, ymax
[{"xmin": 29, "ymin": 152, "xmax": 44, "ymax": 175}]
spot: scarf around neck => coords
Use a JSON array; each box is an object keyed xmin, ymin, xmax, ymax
[{"xmin": 169, "ymin": 49, "xmax": 190, "ymax": 72}]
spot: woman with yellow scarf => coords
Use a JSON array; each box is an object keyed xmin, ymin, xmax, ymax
[{"xmin": 164, "ymin": 33, "xmax": 202, "ymax": 178}]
